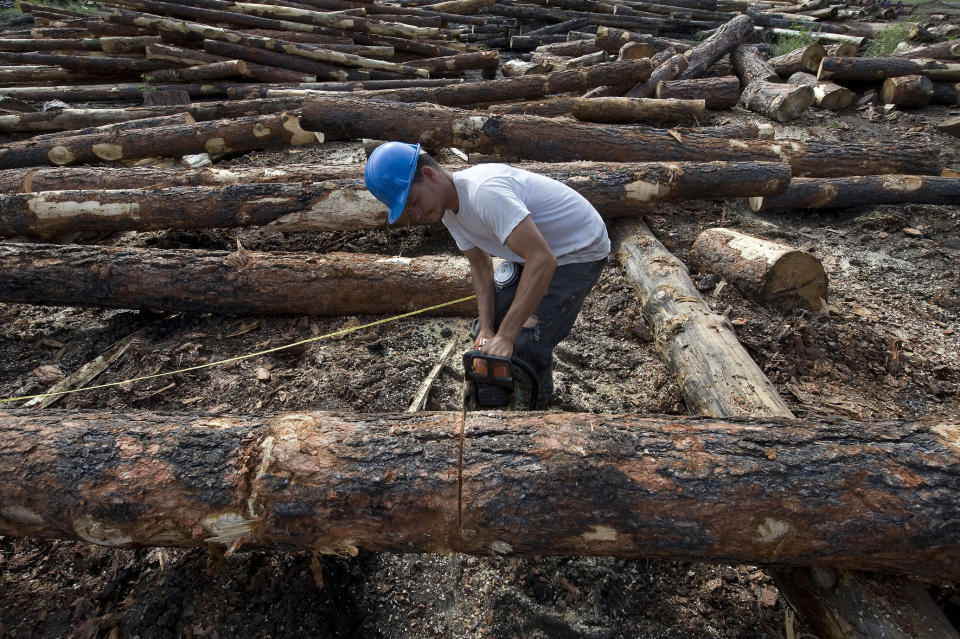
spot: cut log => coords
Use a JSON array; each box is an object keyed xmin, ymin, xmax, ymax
[
  {"xmin": 739, "ymin": 80, "xmax": 814, "ymax": 121},
  {"xmin": 352, "ymin": 59, "xmax": 654, "ymax": 105},
  {"xmin": 750, "ymin": 175, "xmax": 960, "ymax": 211},
  {"xmin": 818, "ymin": 57, "xmax": 960, "ymax": 82},
  {"xmin": 932, "ymin": 81, "xmax": 960, "ymax": 106},
  {"xmin": 824, "ymin": 42, "xmax": 858, "ymax": 58},
  {"xmin": 28, "ymin": 113, "xmax": 197, "ymax": 142},
  {"xmin": 786, "ymin": 71, "xmax": 853, "ymax": 110},
  {"xmin": 0, "ymin": 37, "xmax": 102, "ymax": 52},
  {"xmin": 0, "ymin": 162, "xmax": 791, "ymax": 236},
  {"xmin": 143, "ymin": 59, "xmax": 248, "ymax": 83},
  {"xmin": 0, "ymin": 244, "xmax": 475, "ymax": 316},
  {"xmin": 201, "ymin": 39, "xmax": 370, "ymax": 82},
  {"xmin": 893, "ymin": 40, "xmax": 960, "ymax": 61},
  {"xmin": 617, "ymin": 41, "xmax": 657, "ymax": 60},
  {"xmin": 768, "ymin": 44, "xmax": 826, "ymax": 77},
  {"xmin": 678, "ymin": 13, "xmax": 754, "ymax": 79},
  {"xmin": 501, "ymin": 59, "xmax": 548, "ymax": 78},
  {"xmin": 301, "ymin": 95, "xmax": 942, "ymax": 176},
  {"xmin": 572, "ymin": 96, "xmax": 705, "ymax": 124},
  {"xmin": 0, "ymin": 408, "xmax": 958, "ymax": 580},
  {"xmin": 425, "ymin": 0, "xmax": 494, "ymax": 13},
  {"xmin": 145, "ymin": 42, "xmax": 318, "ymax": 83},
  {"xmin": 533, "ymin": 38, "xmax": 602, "ymax": 58},
  {"xmin": 405, "ymin": 50, "xmax": 499, "ymax": 78},
  {"xmin": 625, "ymin": 50, "xmax": 687, "ymax": 98},
  {"xmin": 0, "ymin": 50, "xmax": 173, "ymax": 76},
  {"xmin": 767, "ymin": 27, "xmax": 863, "ymax": 47},
  {"xmin": 689, "ymin": 227, "xmax": 827, "ymax": 312},
  {"xmin": 880, "ymin": 74, "xmax": 934, "ymax": 108},
  {"xmin": 594, "ymin": 26, "xmax": 692, "ymax": 55},
  {"xmin": 0, "ymin": 112, "xmax": 322, "ymax": 169},
  {"xmin": 0, "ymin": 65, "xmax": 97, "ymax": 84},
  {"xmin": 0, "ymin": 83, "xmax": 233, "ymax": 103},
  {"xmin": 656, "ymin": 75, "xmax": 741, "ymax": 109},
  {"xmin": 731, "ymin": 43, "xmax": 778, "ymax": 85}
]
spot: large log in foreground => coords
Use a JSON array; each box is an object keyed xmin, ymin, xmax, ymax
[
  {"xmin": 0, "ymin": 244, "xmax": 475, "ymax": 316},
  {"xmin": 301, "ymin": 95, "xmax": 943, "ymax": 177},
  {"xmin": 1, "ymin": 409, "xmax": 958, "ymax": 579}
]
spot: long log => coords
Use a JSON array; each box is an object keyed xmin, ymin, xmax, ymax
[
  {"xmin": 0, "ymin": 112, "xmax": 321, "ymax": 170},
  {"xmin": 786, "ymin": 71, "xmax": 852, "ymax": 110},
  {"xmin": 301, "ymin": 95, "xmax": 942, "ymax": 176},
  {"xmin": 731, "ymin": 43, "xmax": 778, "ymax": 85},
  {"xmin": 933, "ymin": 81, "xmax": 960, "ymax": 106},
  {"xmin": 0, "ymin": 244, "xmax": 475, "ymax": 316},
  {"xmin": 0, "ymin": 65, "xmax": 98, "ymax": 84},
  {"xmin": 818, "ymin": 57, "xmax": 960, "ymax": 82},
  {"xmin": 571, "ymin": 96, "xmax": 705, "ymax": 123},
  {"xmin": 143, "ymin": 59, "xmax": 248, "ymax": 83},
  {"xmin": 594, "ymin": 25, "xmax": 692, "ymax": 54},
  {"xmin": 0, "ymin": 162, "xmax": 791, "ymax": 236},
  {"xmin": 0, "ymin": 50, "xmax": 173, "ymax": 76},
  {"xmin": 655, "ymin": 75, "xmax": 740, "ymax": 109},
  {"xmin": 893, "ymin": 40, "xmax": 960, "ymax": 61},
  {"xmin": 405, "ymin": 50, "xmax": 499, "ymax": 78},
  {"xmin": 28, "ymin": 113, "xmax": 198, "ymax": 142},
  {"xmin": 739, "ymin": 80, "xmax": 813, "ymax": 122},
  {"xmin": 750, "ymin": 175, "xmax": 960, "ymax": 211},
  {"xmin": 145, "ymin": 42, "xmax": 318, "ymax": 83},
  {"xmin": 0, "ymin": 82, "xmax": 233, "ymax": 103},
  {"xmin": 689, "ymin": 227, "xmax": 827, "ymax": 312},
  {"xmin": 0, "ymin": 409, "xmax": 958, "ymax": 578},
  {"xmin": 678, "ymin": 13, "xmax": 753, "ymax": 79},
  {"xmin": 201, "ymin": 38, "xmax": 372, "ymax": 81}
]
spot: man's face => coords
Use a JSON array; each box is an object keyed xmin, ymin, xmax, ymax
[{"xmin": 402, "ymin": 168, "xmax": 447, "ymax": 224}]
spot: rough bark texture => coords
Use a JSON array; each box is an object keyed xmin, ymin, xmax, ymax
[
  {"xmin": 655, "ymin": 75, "xmax": 741, "ymax": 109},
  {"xmin": 0, "ymin": 49, "xmax": 173, "ymax": 76},
  {"xmin": 146, "ymin": 42, "xmax": 319, "ymax": 83},
  {"xmin": 0, "ymin": 112, "xmax": 321, "ymax": 169},
  {"xmin": 0, "ymin": 244, "xmax": 475, "ymax": 316},
  {"xmin": 301, "ymin": 95, "xmax": 942, "ymax": 176},
  {"xmin": 1, "ymin": 409, "xmax": 959, "ymax": 580},
  {"xmin": 142, "ymin": 59, "xmax": 248, "ymax": 83},
  {"xmin": 594, "ymin": 26, "xmax": 691, "ymax": 55},
  {"xmin": 787, "ymin": 71, "xmax": 853, "ymax": 110},
  {"xmin": 932, "ymin": 81, "xmax": 960, "ymax": 106},
  {"xmin": 0, "ymin": 162, "xmax": 791, "ymax": 236},
  {"xmin": 625, "ymin": 50, "xmax": 686, "ymax": 98},
  {"xmin": 818, "ymin": 57, "xmax": 960, "ymax": 82},
  {"xmin": 27, "ymin": 113, "xmax": 197, "ymax": 142},
  {"xmin": 201, "ymin": 39, "xmax": 370, "ymax": 82},
  {"xmin": 893, "ymin": 39, "xmax": 960, "ymax": 61},
  {"xmin": 739, "ymin": 80, "xmax": 814, "ymax": 122},
  {"xmin": 571, "ymin": 96, "xmax": 705, "ymax": 124},
  {"xmin": 678, "ymin": 13, "xmax": 754, "ymax": 79},
  {"xmin": 406, "ymin": 50, "xmax": 499, "ymax": 78},
  {"xmin": 880, "ymin": 74, "xmax": 935, "ymax": 108},
  {"xmin": 731, "ymin": 44, "xmax": 779, "ymax": 86},
  {"xmin": 0, "ymin": 82, "xmax": 232, "ymax": 103},
  {"xmin": 689, "ymin": 227, "xmax": 827, "ymax": 312},
  {"xmin": 768, "ymin": 44, "xmax": 826, "ymax": 77},
  {"xmin": 750, "ymin": 175, "xmax": 960, "ymax": 211}
]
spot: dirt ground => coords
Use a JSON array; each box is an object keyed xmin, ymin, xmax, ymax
[{"xmin": 1, "ymin": 7, "xmax": 960, "ymax": 636}]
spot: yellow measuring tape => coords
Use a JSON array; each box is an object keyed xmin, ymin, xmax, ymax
[{"xmin": 0, "ymin": 295, "xmax": 476, "ymax": 405}]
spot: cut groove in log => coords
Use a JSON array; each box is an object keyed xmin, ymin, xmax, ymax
[
  {"xmin": 689, "ymin": 227, "xmax": 827, "ymax": 312},
  {"xmin": 750, "ymin": 175, "xmax": 960, "ymax": 211}
]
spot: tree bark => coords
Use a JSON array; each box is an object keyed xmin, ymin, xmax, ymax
[
  {"xmin": 27, "ymin": 113, "xmax": 197, "ymax": 142},
  {"xmin": 787, "ymin": 71, "xmax": 853, "ymax": 110},
  {"xmin": 572, "ymin": 96, "xmax": 705, "ymax": 124},
  {"xmin": 824, "ymin": 42, "xmax": 858, "ymax": 58},
  {"xmin": 933, "ymin": 81, "xmax": 960, "ymax": 106},
  {"xmin": 0, "ymin": 161, "xmax": 791, "ymax": 236},
  {"xmin": 689, "ymin": 227, "xmax": 827, "ymax": 312},
  {"xmin": 893, "ymin": 39, "xmax": 960, "ymax": 61},
  {"xmin": 678, "ymin": 13, "xmax": 754, "ymax": 79},
  {"xmin": 881, "ymin": 74, "xmax": 934, "ymax": 108},
  {"xmin": 0, "ymin": 112, "xmax": 322, "ymax": 170},
  {"xmin": 201, "ymin": 38, "xmax": 371, "ymax": 81},
  {"xmin": 143, "ymin": 59, "xmax": 248, "ymax": 83},
  {"xmin": 749, "ymin": 175, "xmax": 960, "ymax": 211},
  {"xmin": 405, "ymin": 50, "xmax": 499, "ymax": 78},
  {"xmin": 594, "ymin": 25, "xmax": 692, "ymax": 55},
  {"xmin": 0, "ymin": 244, "xmax": 475, "ymax": 316},
  {"xmin": 656, "ymin": 75, "xmax": 741, "ymax": 109},
  {"xmin": 301, "ymin": 95, "xmax": 942, "ymax": 176},
  {"xmin": 533, "ymin": 38, "xmax": 603, "ymax": 58},
  {"xmin": 739, "ymin": 80, "xmax": 814, "ymax": 122},
  {"xmin": 818, "ymin": 57, "xmax": 960, "ymax": 82},
  {"xmin": 353, "ymin": 59, "xmax": 654, "ymax": 105},
  {"xmin": 0, "ymin": 65, "xmax": 98, "ymax": 84},
  {"xmin": 0, "ymin": 37, "xmax": 103, "ymax": 52},
  {"xmin": 768, "ymin": 43, "xmax": 826, "ymax": 77},
  {"xmin": 0, "ymin": 50, "xmax": 173, "ymax": 76},
  {"xmin": 625, "ymin": 50, "xmax": 687, "ymax": 98},
  {"xmin": 500, "ymin": 59, "xmax": 549, "ymax": 78},
  {"xmin": 731, "ymin": 43, "xmax": 778, "ymax": 86},
  {"xmin": 145, "ymin": 42, "xmax": 319, "ymax": 83},
  {"xmin": 0, "ymin": 408, "xmax": 958, "ymax": 580}
]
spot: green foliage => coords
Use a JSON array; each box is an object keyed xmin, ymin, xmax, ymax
[
  {"xmin": 772, "ymin": 22, "xmax": 818, "ymax": 57},
  {"xmin": 867, "ymin": 22, "xmax": 918, "ymax": 56}
]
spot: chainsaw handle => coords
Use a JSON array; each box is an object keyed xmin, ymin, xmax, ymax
[{"xmin": 462, "ymin": 351, "xmax": 539, "ymax": 408}]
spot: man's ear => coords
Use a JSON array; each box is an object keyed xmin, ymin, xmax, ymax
[{"xmin": 420, "ymin": 166, "xmax": 439, "ymax": 183}]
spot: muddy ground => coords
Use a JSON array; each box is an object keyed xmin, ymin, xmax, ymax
[{"xmin": 1, "ymin": 13, "xmax": 960, "ymax": 639}]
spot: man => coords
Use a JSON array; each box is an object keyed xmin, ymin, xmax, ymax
[{"xmin": 365, "ymin": 141, "xmax": 609, "ymax": 408}]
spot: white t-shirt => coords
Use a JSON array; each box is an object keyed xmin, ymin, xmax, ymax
[{"xmin": 442, "ymin": 164, "xmax": 610, "ymax": 266}]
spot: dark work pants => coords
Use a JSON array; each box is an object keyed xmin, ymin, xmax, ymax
[{"xmin": 472, "ymin": 257, "xmax": 607, "ymax": 408}]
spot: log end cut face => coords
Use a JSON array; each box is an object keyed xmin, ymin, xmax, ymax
[{"xmin": 763, "ymin": 250, "xmax": 828, "ymax": 311}]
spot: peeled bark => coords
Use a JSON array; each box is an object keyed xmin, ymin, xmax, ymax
[
  {"xmin": 689, "ymin": 227, "xmax": 827, "ymax": 312},
  {"xmin": 0, "ymin": 409, "xmax": 958, "ymax": 579},
  {"xmin": 678, "ymin": 13, "xmax": 754, "ymax": 79},
  {"xmin": 768, "ymin": 44, "xmax": 826, "ymax": 77},
  {"xmin": 656, "ymin": 75, "xmax": 741, "ymax": 109},
  {"xmin": 880, "ymin": 74, "xmax": 934, "ymax": 108},
  {"xmin": 301, "ymin": 95, "xmax": 942, "ymax": 176},
  {"xmin": 739, "ymin": 80, "xmax": 814, "ymax": 122},
  {"xmin": 818, "ymin": 57, "xmax": 960, "ymax": 82},
  {"xmin": 500, "ymin": 59, "xmax": 548, "ymax": 78},
  {"xmin": 786, "ymin": 72, "xmax": 853, "ymax": 110},
  {"xmin": 731, "ymin": 43, "xmax": 779, "ymax": 85},
  {"xmin": 572, "ymin": 96, "xmax": 705, "ymax": 124},
  {"xmin": 749, "ymin": 175, "xmax": 960, "ymax": 211},
  {"xmin": 0, "ymin": 244, "xmax": 475, "ymax": 316},
  {"xmin": 0, "ymin": 162, "xmax": 791, "ymax": 236},
  {"xmin": 0, "ymin": 112, "xmax": 321, "ymax": 170}
]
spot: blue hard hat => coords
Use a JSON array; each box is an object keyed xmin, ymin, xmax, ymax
[{"xmin": 364, "ymin": 141, "xmax": 421, "ymax": 224}]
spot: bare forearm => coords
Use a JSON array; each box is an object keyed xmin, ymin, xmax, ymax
[
  {"xmin": 497, "ymin": 254, "xmax": 555, "ymax": 343},
  {"xmin": 467, "ymin": 251, "xmax": 495, "ymax": 335}
]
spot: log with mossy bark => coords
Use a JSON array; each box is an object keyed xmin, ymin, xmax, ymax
[
  {"xmin": 301, "ymin": 95, "xmax": 941, "ymax": 176},
  {"xmin": 739, "ymin": 80, "xmax": 814, "ymax": 122},
  {"xmin": 655, "ymin": 75, "xmax": 741, "ymax": 109},
  {"xmin": 818, "ymin": 57, "xmax": 960, "ymax": 82},
  {"xmin": 0, "ymin": 161, "xmax": 791, "ymax": 236},
  {"xmin": 0, "ymin": 112, "xmax": 322, "ymax": 170},
  {"xmin": 0, "ymin": 244, "xmax": 476, "ymax": 316},
  {"xmin": 0, "ymin": 408, "xmax": 958, "ymax": 581},
  {"xmin": 786, "ymin": 72, "xmax": 852, "ymax": 110},
  {"xmin": 749, "ymin": 175, "xmax": 960, "ymax": 211},
  {"xmin": 572, "ymin": 96, "xmax": 705, "ymax": 124},
  {"xmin": 689, "ymin": 227, "xmax": 827, "ymax": 312},
  {"xmin": 880, "ymin": 74, "xmax": 934, "ymax": 108}
]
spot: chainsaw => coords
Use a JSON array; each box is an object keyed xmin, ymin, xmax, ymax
[{"xmin": 462, "ymin": 350, "xmax": 539, "ymax": 411}]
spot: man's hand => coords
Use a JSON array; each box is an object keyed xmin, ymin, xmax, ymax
[{"xmin": 478, "ymin": 334, "xmax": 513, "ymax": 359}]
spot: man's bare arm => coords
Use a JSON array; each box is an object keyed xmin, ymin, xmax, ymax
[{"xmin": 464, "ymin": 247, "xmax": 496, "ymax": 342}]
